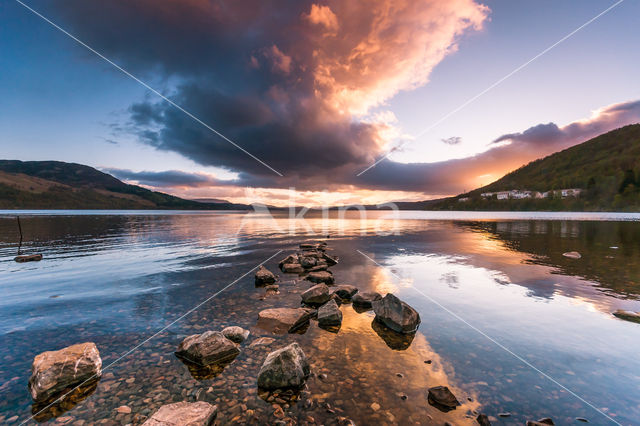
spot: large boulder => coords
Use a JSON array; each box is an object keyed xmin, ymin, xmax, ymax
[
  {"xmin": 175, "ymin": 331, "xmax": 240, "ymax": 366},
  {"xmin": 352, "ymin": 291, "xmax": 382, "ymax": 309},
  {"xmin": 255, "ymin": 265, "xmax": 277, "ymax": 286},
  {"xmin": 372, "ymin": 293, "xmax": 421, "ymax": 334},
  {"xmin": 301, "ymin": 284, "xmax": 331, "ymax": 306},
  {"xmin": 221, "ymin": 326, "xmax": 250, "ymax": 343},
  {"xmin": 317, "ymin": 299, "xmax": 342, "ymax": 326},
  {"xmin": 257, "ymin": 343, "xmax": 310, "ymax": 390},
  {"xmin": 143, "ymin": 401, "xmax": 217, "ymax": 426},
  {"xmin": 306, "ymin": 271, "xmax": 335, "ymax": 285},
  {"xmin": 28, "ymin": 342, "xmax": 102, "ymax": 403},
  {"xmin": 331, "ymin": 285, "xmax": 358, "ymax": 301},
  {"xmin": 257, "ymin": 308, "xmax": 314, "ymax": 333}
]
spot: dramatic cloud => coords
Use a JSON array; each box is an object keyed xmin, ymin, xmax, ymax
[
  {"xmin": 103, "ymin": 168, "xmax": 230, "ymax": 188},
  {"xmin": 50, "ymin": 0, "xmax": 488, "ymax": 190}
]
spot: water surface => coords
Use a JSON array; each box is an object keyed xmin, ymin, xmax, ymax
[{"xmin": 1, "ymin": 211, "xmax": 639, "ymax": 425}]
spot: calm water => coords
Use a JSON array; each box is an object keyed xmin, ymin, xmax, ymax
[{"xmin": 1, "ymin": 211, "xmax": 640, "ymax": 425}]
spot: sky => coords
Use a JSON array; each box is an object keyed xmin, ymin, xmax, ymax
[{"xmin": 1, "ymin": 0, "xmax": 639, "ymax": 206}]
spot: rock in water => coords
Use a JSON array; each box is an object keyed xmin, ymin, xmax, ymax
[
  {"xmin": 301, "ymin": 284, "xmax": 331, "ymax": 306},
  {"xmin": 317, "ymin": 299, "xmax": 342, "ymax": 326},
  {"xmin": 300, "ymin": 256, "xmax": 318, "ymax": 269},
  {"xmin": 282, "ymin": 263, "xmax": 305, "ymax": 274},
  {"xmin": 427, "ymin": 386, "xmax": 460, "ymax": 412},
  {"xmin": 28, "ymin": 342, "xmax": 102, "ymax": 403},
  {"xmin": 221, "ymin": 326, "xmax": 250, "ymax": 343},
  {"xmin": 372, "ymin": 293, "xmax": 421, "ymax": 334},
  {"xmin": 562, "ymin": 251, "xmax": 581, "ymax": 259},
  {"xmin": 143, "ymin": 401, "xmax": 217, "ymax": 426},
  {"xmin": 255, "ymin": 265, "xmax": 277, "ymax": 286},
  {"xmin": 257, "ymin": 308, "xmax": 315, "ymax": 333},
  {"xmin": 352, "ymin": 291, "xmax": 382, "ymax": 309},
  {"xmin": 175, "ymin": 331, "xmax": 240, "ymax": 366},
  {"xmin": 613, "ymin": 309, "xmax": 640, "ymax": 323},
  {"xmin": 322, "ymin": 252, "xmax": 338, "ymax": 266},
  {"xmin": 477, "ymin": 413, "xmax": 492, "ymax": 425},
  {"xmin": 526, "ymin": 418, "xmax": 555, "ymax": 426},
  {"xmin": 257, "ymin": 343, "xmax": 310, "ymax": 390},
  {"xmin": 306, "ymin": 270, "xmax": 335, "ymax": 285},
  {"xmin": 15, "ymin": 254, "xmax": 43, "ymax": 263},
  {"xmin": 279, "ymin": 254, "xmax": 299, "ymax": 269},
  {"xmin": 331, "ymin": 285, "xmax": 358, "ymax": 301}
]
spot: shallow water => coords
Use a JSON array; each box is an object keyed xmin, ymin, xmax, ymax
[{"xmin": 1, "ymin": 211, "xmax": 640, "ymax": 425}]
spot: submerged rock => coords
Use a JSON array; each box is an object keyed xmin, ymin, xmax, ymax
[
  {"xmin": 31, "ymin": 378, "xmax": 99, "ymax": 422},
  {"xmin": 613, "ymin": 309, "xmax": 640, "ymax": 323},
  {"xmin": 255, "ymin": 265, "xmax": 277, "ymax": 286},
  {"xmin": 175, "ymin": 331, "xmax": 240, "ymax": 366},
  {"xmin": 317, "ymin": 299, "xmax": 342, "ymax": 327},
  {"xmin": 371, "ymin": 319, "xmax": 416, "ymax": 350},
  {"xmin": 562, "ymin": 251, "xmax": 582, "ymax": 259},
  {"xmin": 331, "ymin": 285, "xmax": 358, "ymax": 301},
  {"xmin": 477, "ymin": 413, "xmax": 492, "ymax": 426},
  {"xmin": 142, "ymin": 401, "xmax": 217, "ymax": 426},
  {"xmin": 372, "ymin": 293, "xmax": 421, "ymax": 334},
  {"xmin": 427, "ymin": 386, "xmax": 460, "ymax": 412},
  {"xmin": 257, "ymin": 343, "xmax": 310, "ymax": 390},
  {"xmin": 221, "ymin": 326, "xmax": 250, "ymax": 343},
  {"xmin": 301, "ymin": 284, "xmax": 331, "ymax": 306},
  {"xmin": 306, "ymin": 270, "xmax": 335, "ymax": 285},
  {"xmin": 352, "ymin": 291, "xmax": 382, "ymax": 309},
  {"xmin": 28, "ymin": 342, "xmax": 102, "ymax": 404},
  {"xmin": 257, "ymin": 308, "xmax": 315, "ymax": 333},
  {"xmin": 526, "ymin": 418, "xmax": 555, "ymax": 426}
]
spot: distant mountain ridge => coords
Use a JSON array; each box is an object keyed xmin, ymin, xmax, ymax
[{"xmin": 0, "ymin": 160, "xmax": 251, "ymax": 210}]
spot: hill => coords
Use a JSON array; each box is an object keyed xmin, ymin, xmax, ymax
[
  {"xmin": 430, "ymin": 123, "xmax": 640, "ymax": 211},
  {"xmin": 0, "ymin": 160, "xmax": 251, "ymax": 210}
]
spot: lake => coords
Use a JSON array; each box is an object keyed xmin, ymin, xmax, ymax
[{"xmin": 1, "ymin": 210, "xmax": 640, "ymax": 425}]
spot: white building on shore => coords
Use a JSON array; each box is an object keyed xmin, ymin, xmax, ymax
[{"xmin": 480, "ymin": 188, "xmax": 582, "ymax": 200}]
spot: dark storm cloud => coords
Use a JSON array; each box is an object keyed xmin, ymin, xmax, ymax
[
  {"xmin": 104, "ymin": 168, "xmax": 231, "ymax": 188},
  {"xmin": 45, "ymin": 0, "xmax": 489, "ymax": 191}
]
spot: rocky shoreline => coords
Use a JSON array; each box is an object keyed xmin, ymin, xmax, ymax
[{"xmin": 18, "ymin": 240, "xmax": 567, "ymax": 425}]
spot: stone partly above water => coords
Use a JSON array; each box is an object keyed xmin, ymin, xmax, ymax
[
  {"xmin": 281, "ymin": 263, "xmax": 305, "ymax": 274},
  {"xmin": 526, "ymin": 418, "xmax": 555, "ymax": 426},
  {"xmin": 613, "ymin": 309, "xmax": 640, "ymax": 323},
  {"xmin": 372, "ymin": 293, "xmax": 421, "ymax": 334},
  {"xmin": 28, "ymin": 342, "xmax": 102, "ymax": 403},
  {"xmin": 14, "ymin": 253, "xmax": 43, "ymax": 263},
  {"xmin": 352, "ymin": 291, "xmax": 382, "ymax": 309},
  {"xmin": 257, "ymin": 308, "xmax": 315, "ymax": 333},
  {"xmin": 175, "ymin": 331, "xmax": 240, "ymax": 366},
  {"xmin": 142, "ymin": 401, "xmax": 217, "ymax": 426},
  {"xmin": 255, "ymin": 265, "xmax": 277, "ymax": 286},
  {"xmin": 427, "ymin": 386, "xmax": 460, "ymax": 412},
  {"xmin": 301, "ymin": 284, "xmax": 331, "ymax": 306},
  {"xmin": 257, "ymin": 343, "xmax": 310, "ymax": 390},
  {"xmin": 317, "ymin": 299, "xmax": 342, "ymax": 327},
  {"xmin": 221, "ymin": 326, "xmax": 250, "ymax": 343},
  {"xmin": 562, "ymin": 251, "xmax": 582, "ymax": 259},
  {"xmin": 306, "ymin": 270, "xmax": 335, "ymax": 285},
  {"xmin": 331, "ymin": 285, "xmax": 358, "ymax": 301}
]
